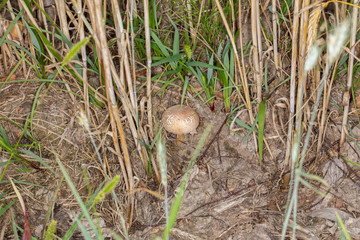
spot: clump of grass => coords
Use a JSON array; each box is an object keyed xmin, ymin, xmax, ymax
[{"xmin": 282, "ymin": 18, "xmax": 351, "ymax": 240}]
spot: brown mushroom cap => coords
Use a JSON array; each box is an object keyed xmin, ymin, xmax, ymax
[{"xmin": 162, "ymin": 105, "xmax": 199, "ymax": 135}]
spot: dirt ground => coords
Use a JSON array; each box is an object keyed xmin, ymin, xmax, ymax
[{"xmin": 1, "ymin": 67, "xmax": 360, "ymax": 240}]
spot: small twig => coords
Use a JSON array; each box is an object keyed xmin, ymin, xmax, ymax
[{"xmin": 198, "ymin": 114, "xmax": 229, "ymax": 162}]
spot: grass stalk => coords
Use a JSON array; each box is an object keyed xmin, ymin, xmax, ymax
[
  {"xmin": 271, "ymin": 0, "xmax": 279, "ymax": 75},
  {"xmin": 251, "ymin": 0, "xmax": 262, "ymax": 102},
  {"xmin": 340, "ymin": 0, "xmax": 359, "ymax": 147},
  {"xmin": 284, "ymin": 0, "xmax": 300, "ymax": 168},
  {"xmin": 144, "ymin": 0, "xmax": 153, "ymax": 139},
  {"xmin": 192, "ymin": 0, "xmax": 206, "ymax": 46},
  {"xmin": 54, "ymin": 0, "xmax": 70, "ymax": 43}
]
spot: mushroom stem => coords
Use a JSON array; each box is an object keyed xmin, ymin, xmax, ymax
[{"xmin": 176, "ymin": 134, "xmax": 184, "ymax": 145}]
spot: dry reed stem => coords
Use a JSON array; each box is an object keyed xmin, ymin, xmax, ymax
[
  {"xmin": 214, "ymin": 0, "xmax": 254, "ymax": 127},
  {"xmin": 128, "ymin": 0, "xmax": 138, "ymax": 111},
  {"xmin": 75, "ymin": 0, "xmax": 158, "ymax": 182},
  {"xmin": 251, "ymin": 0, "xmax": 262, "ymax": 102},
  {"xmin": 237, "ymin": 0, "xmax": 259, "ymax": 153},
  {"xmin": 37, "ymin": 0, "xmax": 50, "ymax": 40},
  {"xmin": 284, "ymin": 0, "xmax": 300, "ymax": 168},
  {"xmin": 143, "ymin": 0, "xmax": 153, "ymax": 139},
  {"xmin": 317, "ymin": 60, "xmax": 338, "ymax": 152},
  {"xmin": 111, "ymin": 0, "xmax": 137, "ymax": 111},
  {"xmin": 340, "ymin": 0, "xmax": 359, "ymax": 148},
  {"xmin": 6, "ymin": 1, "xmax": 26, "ymax": 76},
  {"xmin": 186, "ymin": 0, "xmax": 195, "ymax": 44},
  {"xmin": 272, "ymin": 0, "xmax": 279, "ymax": 74},
  {"xmin": 6, "ymin": 2, "xmax": 24, "ymax": 45},
  {"xmin": 230, "ymin": 0, "xmax": 235, "ymax": 32},
  {"xmin": 1, "ymin": 46, "xmax": 7, "ymax": 73},
  {"xmin": 71, "ymin": 0, "xmax": 90, "ymax": 118},
  {"xmin": 110, "ymin": 61, "xmax": 160, "ymax": 182},
  {"xmin": 93, "ymin": 0, "xmax": 134, "ymax": 225},
  {"xmin": 294, "ymin": 0, "xmax": 310, "ymax": 142},
  {"xmin": 80, "ymin": 2, "xmax": 90, "ymax": 118},
  {"xmin": 192, "ymin": 0, "xmax": 205, "ymax": 46},
  {"xmin": 55, "ymin": 0, "xmax": 70, "ymax": 43}
]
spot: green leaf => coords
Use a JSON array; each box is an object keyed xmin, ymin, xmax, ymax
[
  {"xmin": 180, "ymin": 76, "xmax": 189, "ymax": 107},
  {"xmin": 26, "ymin": 23, "xmax": 42, "ymax": 55},
  {"xmin": 258, "ymin": 100, "xmax": 266, "ymax": 165},
  {"xmin": 0, "ymin": 0, "xmax": 9, "ymax": 10},
  {"xmin": 207, "ymin": 53, "xmax": 214, "ymax": 85},
  {"xmin": 187, "ymin": 61, "xmax": 223, "ymax": 71},
  {"xmin": 150, "ymin": 31, "xmax": 171, "ymax": 57},
  {"xmin": 0, "ymin": 122, "xmax": 10, "ymax": 146},
  {"xmin": 151, "ymin": 53, "xmax": 184, "ymax": 67},
  {"xmin": 167, "ymin": 15, "xmax": 179, "ymax": 56}
]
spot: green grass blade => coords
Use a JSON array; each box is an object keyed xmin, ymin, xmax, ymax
[
  {"xmin": 162, "ymin": 126, "xmax": 212, "ymax": 239},
  {"xmin": 0, "ymin": 0, "xmax": 9, "ymax": 9},
  {"xmin": 75, "ymin": 217, "xmax": 93, "ymax": 240},
  {"xmin": 19, "ymin": 149, "xmax": 56, "ymax": 175},
  {"xmin": 4, "ymin": 40, "xmax": 40, "ymax": 66},
  {"xmin": 0, "ymin": 122, "xmax": 10, "ymax": 146},
  {"xmin": 0, "ymin": 9, "xmax": 24, "ymax": 47},
  {"xmin": 54, "ymin": 152, "xmax": 100, "ymax": 239},
  {"xmin": 11, "ymin": 208, "xmax": 20, "ymax": 240},
  {"xmin": 180, "ymin": 76, "xmax": 189, "ymax": 107},
  {"xmin": 25, "ymin": 22, "xmax": 42, "ymax": 55},
  {"xmin": 336, "ymin": 212, "xmax": 352, "ymax": 240},
  {"xmin": 0, "ymin": 199, "xmax": 16, "ymax": 217},
  {"xmin": 150, "ymin": 31, "xmax": 171, "ymax": 57},
  {"xmin": 207, "ymin": 53, "xmax": 215, "ymax": 84},
  {"xmin": 61, "ymin": 181, "xmax": 104, "ymax": 240},
  {"xmin": 167, "ymin": 15, "xmax": 179, "ymax": 56},
  {"xmin": 342, "ymin": 157, "xmax": 360, "ymax": 168},
  {"xmin": 151, "ymin": 54, "xmax": 184, "ymax": 67},
  {"xmin": 258, "ymin": 100, "xmax": 266, "ymax": 165},
  {"xmin": 187, "ymin": 61, "xmax": 223, "ymax": 71}
]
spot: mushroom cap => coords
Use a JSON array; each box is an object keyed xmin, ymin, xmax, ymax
[{"xmin": 162, "ymin": 105, "xmax": 199, "ymax": 135}]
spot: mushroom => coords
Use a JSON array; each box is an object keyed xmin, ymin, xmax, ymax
[{"xmin": 161, "ymin": 105, "xmax": 199, "ymax": 144}]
